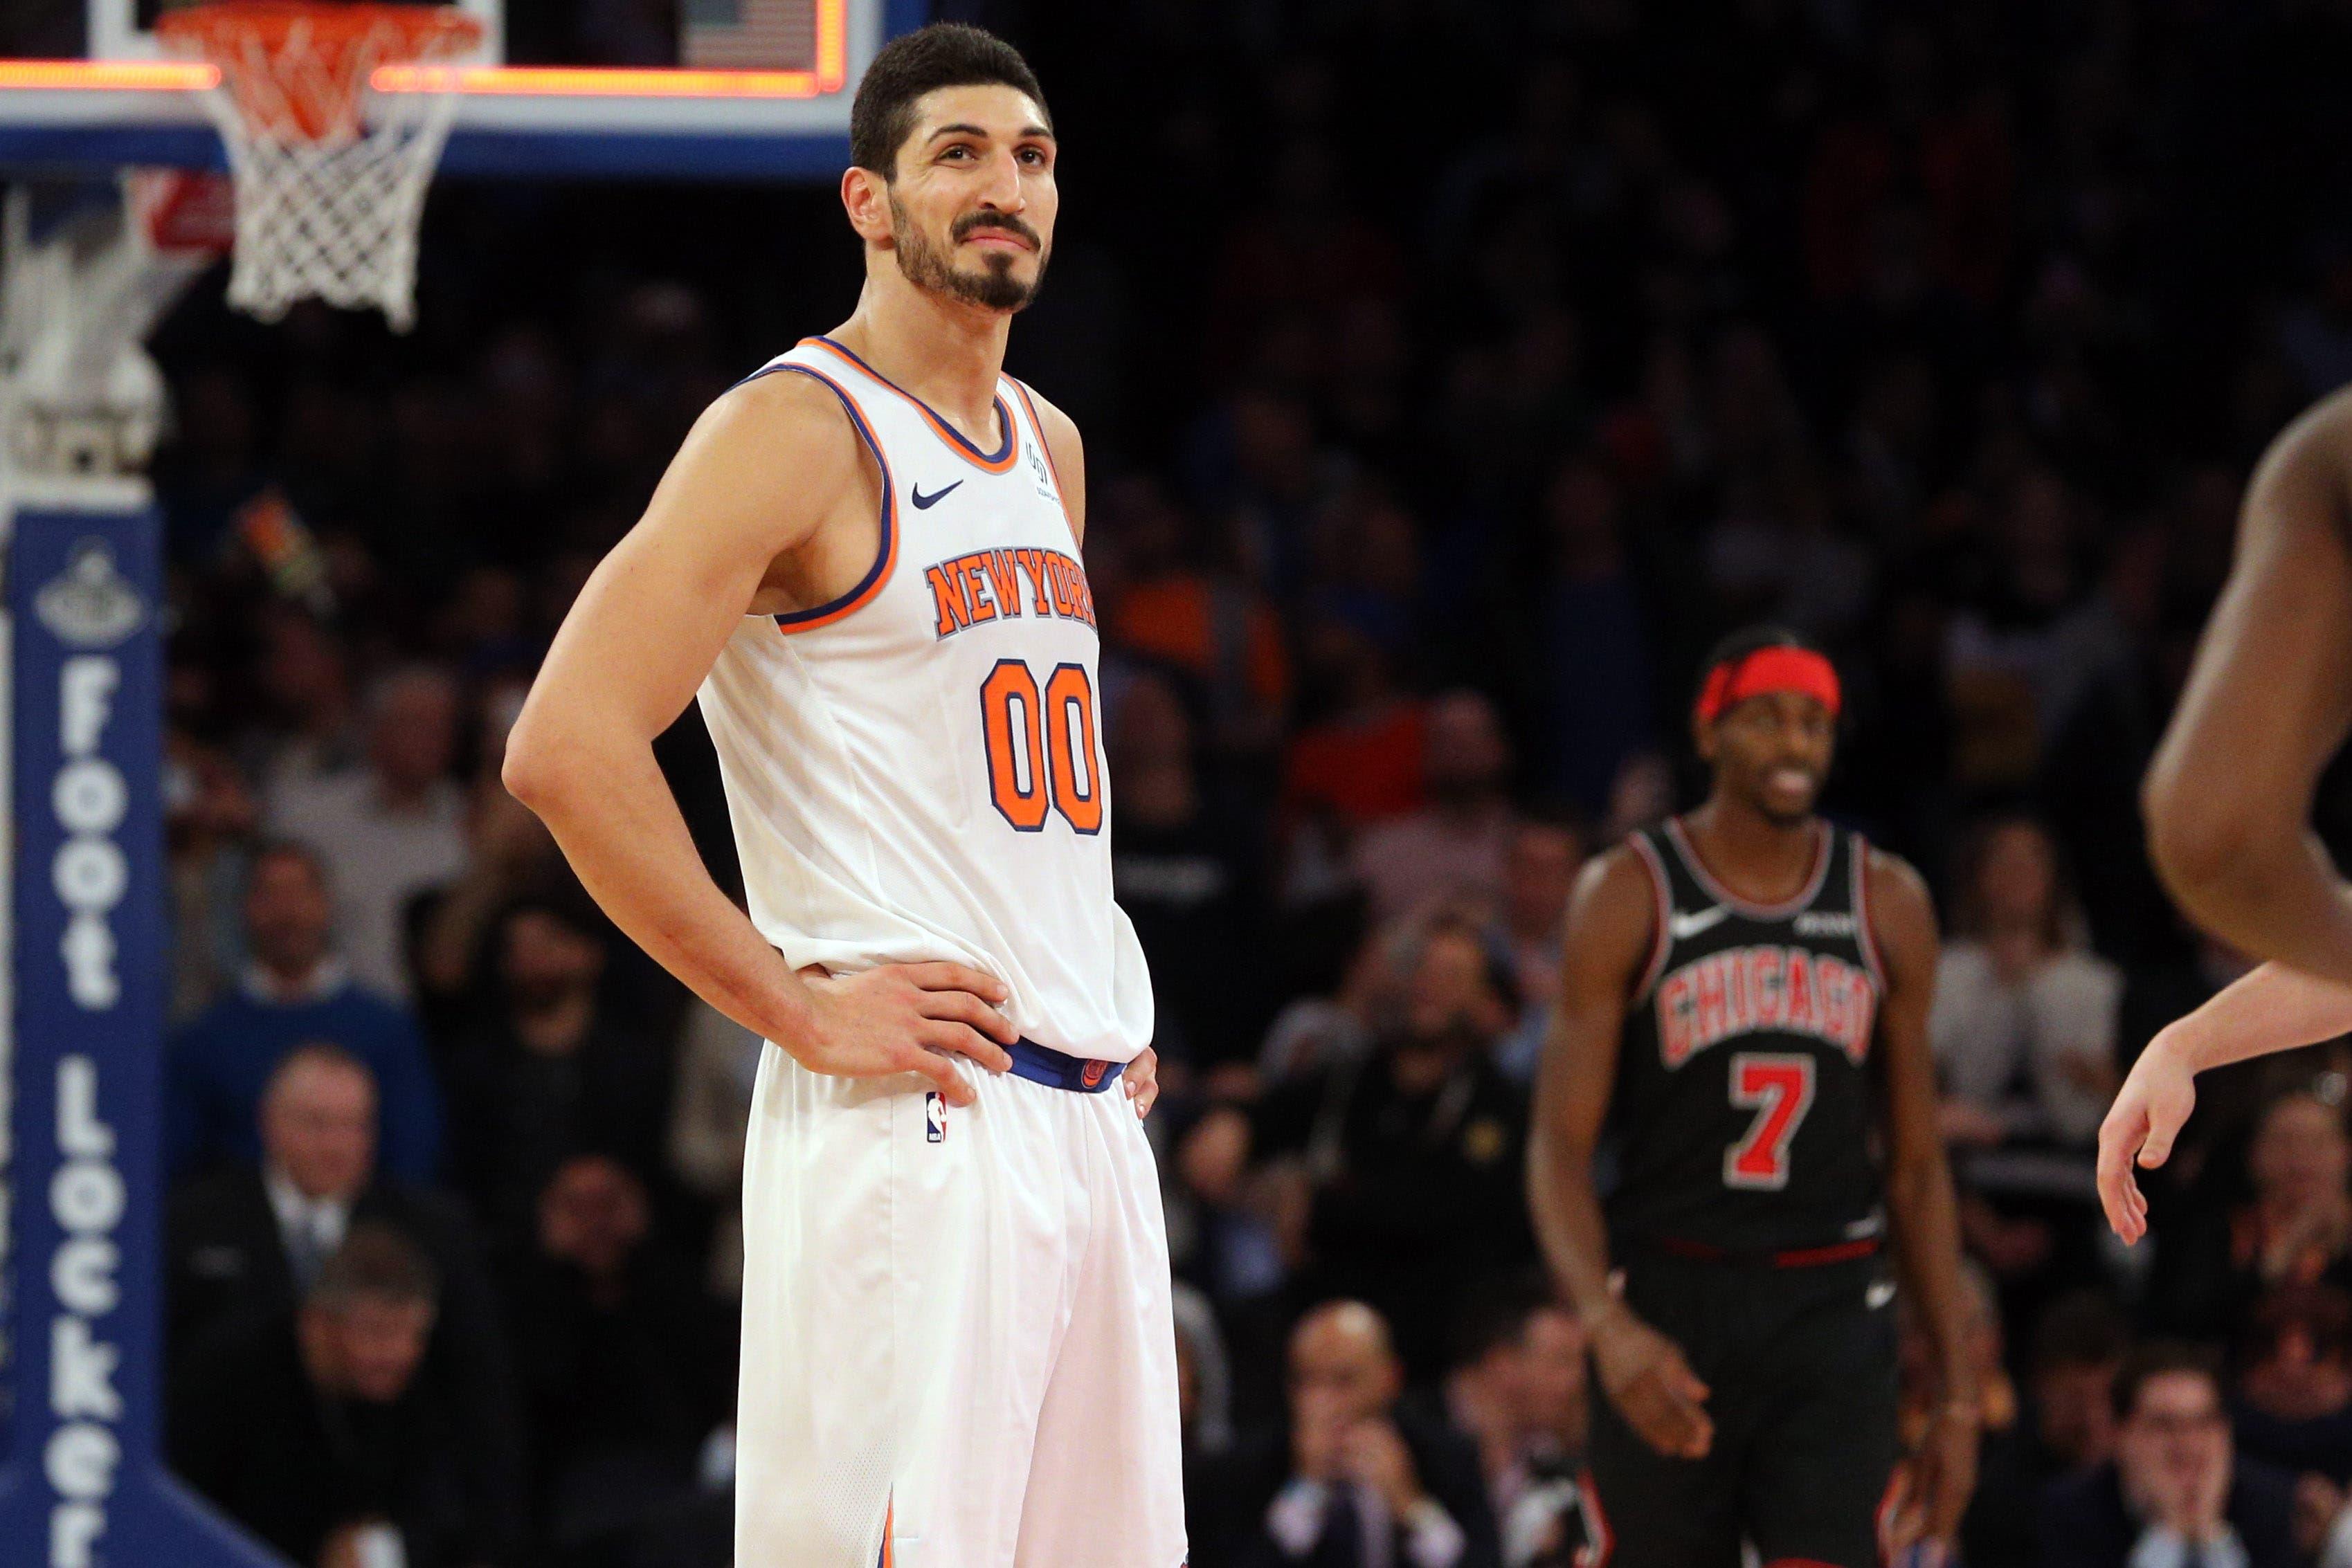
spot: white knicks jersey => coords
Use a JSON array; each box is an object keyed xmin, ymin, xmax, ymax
[{"xmin": 696, "ymin": 336, "xmax": 1154, "ymax": 1063}]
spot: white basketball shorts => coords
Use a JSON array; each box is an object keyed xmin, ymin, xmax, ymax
[{"xmin": 734, "ymin": 1039, "xmax": 1188, "ymax": 1568}]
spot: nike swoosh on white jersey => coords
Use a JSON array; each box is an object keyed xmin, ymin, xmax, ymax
[{"xmin": 1668, "ymin": 906, "xmax": 1730, "ymax": 941}]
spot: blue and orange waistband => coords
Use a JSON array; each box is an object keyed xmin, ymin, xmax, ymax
[{"xmin": 1006, "ymin": 1036, "xmax": 1127, "ymax": 1093}]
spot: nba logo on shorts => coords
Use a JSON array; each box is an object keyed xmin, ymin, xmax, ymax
[
  {"xmin": 1080, "ymin": 1059, "xmax": 1106, "ymax": 1089},
  {"xmin": 925, "ymin": 1091, "xmax": 947, "ymax": 1142}
]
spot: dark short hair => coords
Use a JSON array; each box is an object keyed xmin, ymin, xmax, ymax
[
  {"xmin": 308, "ymin": 1223, "xmax": 438, "ymax": 1312},
  {"xmin": 1444, "ymin": 1273, "xmax": 1551, "ymax": 1371},
  {"xmin": 497, "ymin": 888, "xmax": 604, "ymax": 947},
  {"xmin": 2031, "ymin": 1289, "xmax": 2128, "ymax": 1374},
  {"xmin": 850, "ymin": 23, "xmax": 1050, "ymax": 179},
  {"xmin": 2243, "ymin": 1284, "xmax": 2352, "ymax": 1370},
  {"xmin": 2111, "ymin": 1339, "xmax": 2221, "ymax": 1422}
]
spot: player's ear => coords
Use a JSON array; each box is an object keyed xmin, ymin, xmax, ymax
[
  {"xmin": 841, "ymin": 165, "xmax": 896, "ymax": 248},
  {"xmin": 1692, "ymin": 714, "xmax": 1717, "ymax": 764}
]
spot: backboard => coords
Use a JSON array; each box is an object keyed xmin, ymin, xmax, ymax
[{"xmin": 0, "ymin": 0, "xmax": 920, "ymax": 181}]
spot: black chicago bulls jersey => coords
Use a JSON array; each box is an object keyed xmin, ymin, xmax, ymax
[{"xmin": 1607, "ymin": 817, "xmax": 1888, "ymax": 1255}]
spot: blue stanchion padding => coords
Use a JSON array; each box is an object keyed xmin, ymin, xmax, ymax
[{"xmin": 0, "ymin": 506, "xmax": 285, "ymax": 1568}]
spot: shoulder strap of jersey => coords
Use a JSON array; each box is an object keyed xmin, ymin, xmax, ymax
[
  {"xmin": 1625, "ymin": 828, "xmax": 1677, "ymax": 1001},
  {"xmin": 1807, "ymin": 827, "xmax": 1861, "ymax": 919},
  {"xmin": 1004, "ymin": 376, "xmax": 1080, "ymax": 548},
  {"xmin": 1846, "ymin": 828, "xmax": 1889, "ymax": 990}
]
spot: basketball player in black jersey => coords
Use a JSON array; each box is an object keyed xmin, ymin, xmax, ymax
[{"xmin": 1528, "ymin": 627, "xmax": 1978, "ymax": 1567}]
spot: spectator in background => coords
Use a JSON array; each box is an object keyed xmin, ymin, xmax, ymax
[
  {"xmin": 500, "ymin": 1154, "xmax": 727, "ymax": 1558},
  {"xmin": 1350, "ymin": 690, "xmax": 1518, "ymax": 926},
  {"xmin": 1493, "ymin": 817, "xmax": 1583, "ymax": 1083},
  {"xmin": 1930, "ymin": 814, "xmax": 2121, "ymax": 1313},
  {"xmin": 1499, "ymin": 817, "xmax": 1581, "ymax": 1017},
  {"xmin": 2157, "ymin": 1088, "xmax": 2352, "ymax": 1340},
  {"xmin": 1934, "ymin": 814, "xmax": 2123, "ymax": 1151},
  {"xmin": 443, "ymin": 895, "xmax": 671, "ymax": 1246},
  {"xmin": 413, "ymin": 770, "xmax": 564, "ymax": 1019},
  {"xmin": 1242, "ymin": 918, "xmax": 1532, "ymax": 1374},
  {"xmin": 1111, "ymin": 671, "xmax": 1269, "ymax": 1068},
  {"xmin": 165, "ymin": 1046, "xmax": 522, "ymax": 1512},
  {"xmin": 2233, "ymin": 1285, "xmax": 2352, "ymax": 1519},
  {"xmin": 171, "ymin": 1224, "xmax": 524, "ymax": 1568},
  {"xmin": 169, "ymin": 839, "xmax": 441, "ymax": 1183},
  {"xmin": 1281, "ymin": 619, "xmax": 1427, "ymax": 901},
  {"xmin": 1100, "ymin": 475, "xmax": 1292, "ymax": 760},
  {"xmin": 2031, "ymin": 1291, "xmax": 2131, "ymax": 1481},
  {"xmin": 1180, "ymin": 1282, "xmax": 1254, "ymax": 1562},
  {"xmin": 1533, "ymin": 456, "xmax": 1653, "ymax": 815},
  {"xmin": 2040, "ymin": 1342, "xmax": 2299, "ymax": 1568},
  {"xmin": 244, "ymin": 606, "xmax": 363, "ymax": 800},
  {"xmin": 1435, "ymin": 1291, "xmax": 1589, "ymax": 1567},
  {"xmin": 665, "ymin": 999, "xmax": 763, "ymax": 1298},
  {"xmin": 1235, "ymin": 1300, "xmax": 1499, "ymax": 1568},
  {"xmin": 269, "ymin": 664, "xmax": 470, "ymax": 1000}
]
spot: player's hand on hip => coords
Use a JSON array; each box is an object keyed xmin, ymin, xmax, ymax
[
  {"xmin": 2097, "ymin": 1030, "xmax": 2198, "ymax": 1245},
  {"xmin": 795, "ymin": 962, "xmax": 1018, "ymax": 1106},
  {"xmin": 1123, "ymin": 1047, "xmax": 1160, "ymax": 1118},
  {"xmin": 1591, "ymin": 1308, "xmax": 1713, "ymax": 1459}
]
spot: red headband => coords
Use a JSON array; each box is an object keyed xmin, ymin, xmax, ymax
[{"xmin": 1694, "ymin": 646, "xmax": 1842, "ymax": 725}]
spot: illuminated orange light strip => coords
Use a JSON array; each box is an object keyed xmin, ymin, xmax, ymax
[
  {"xmin": 816, "ymin": 0, "xmax": 847, "ymax": 92},
  {"xmin": 0, "ymin": 60, "xmax": 217, "ymax": 91},
  {"xmin": 374, "ymin": 64, "xmax": 819, "ymax": 97},
  {"xmin": 4, "ymin": 0, "xmax": 846, "ymax": 101}
]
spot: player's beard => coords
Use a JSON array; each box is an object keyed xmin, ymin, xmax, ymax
[{"xmin": 890, "ymin": 194, "xmax": 1049, "ymax": 312}]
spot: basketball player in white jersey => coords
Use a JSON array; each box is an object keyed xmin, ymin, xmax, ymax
[
  {"xmin": 2099, "ymin": 386, "xmax": 2352, "ymax": 1245},
  {"xmin": 503, "ymin": 24, "xmax": 1184, "ymax": 1568}
]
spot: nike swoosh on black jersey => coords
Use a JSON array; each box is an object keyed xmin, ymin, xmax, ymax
[
  {"xmin": 912, "ymin": 480, "xmax": 964, "ymax": 509},
  {"xmin": 1667, "ymin": 905, "xmax": 1730, "ymax": 940}
]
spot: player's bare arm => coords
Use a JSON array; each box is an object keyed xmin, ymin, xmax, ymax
[
  {"xmin": 1865, "ymin": 847, "xmax": 1979, "ymax": 1553},
  {"xmin": 2144, "ymin": 385, "xmax": 2352, "ymax": 983},
  {"xmin": 1528, "ymin": 845, "xmax": 1715, "ymax": 1461},
  {"xmin": 2098, "ymin": 961, "xmax": 2352, "ymax": 1241},
  {"xmin": 503, "ymin": 369, "xmax": 1017, "ymax": 1106}
]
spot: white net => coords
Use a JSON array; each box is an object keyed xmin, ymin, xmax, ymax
[{"xmin": 159, "ymin": 3, "xmax": 480, "ymax": 331}]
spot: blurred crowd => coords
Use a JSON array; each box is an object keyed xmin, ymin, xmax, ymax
[{"xmin": 121, "ymin": 1, "xmax": 2352, "ymax": 1566}]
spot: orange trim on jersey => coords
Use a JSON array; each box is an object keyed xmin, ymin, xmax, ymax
[
  {"xmin": 745, "ymin": 363, "xmax": 898, "ymax": 635},
  {"xmin": 1008, "ymin": 376, "xmax": 1081, "ymax": 547},
  {"xmin": 803, "ymin": 337, "xmax": 1021, "ymax": 474},
  {"xmin": 878, "ymin": 1499, "xmax": 894, "ymax": 1567}
]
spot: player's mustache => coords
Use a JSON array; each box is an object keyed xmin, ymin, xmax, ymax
[{"xmin": 954, "ymin": 212, "xmax": 1041, "ymax": 250}]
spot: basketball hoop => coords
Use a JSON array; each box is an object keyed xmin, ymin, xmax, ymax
[{"xmin": 156, "ymin": 1, "xmax": 482, "ymax": 329}]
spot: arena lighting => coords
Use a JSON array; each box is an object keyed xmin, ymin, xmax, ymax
[
  {"xmin": 0, "ymin": 61, "xmax": 219, "ymax": 91},
  {"xmin": 0, "ymin": 0, "xmax": 848, "ymax": 100},
  {"xmin": 372, "ymin": 66, "xmax": 829, "ymax": 98},
  {"xmin": 0, "ymin": 62, "xmax": 840, "ymax": 101}
]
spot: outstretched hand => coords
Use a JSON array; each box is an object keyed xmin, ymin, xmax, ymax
[
  {"xmin": 796, "ymin": 962, "xmax": 1018, "ymax": 1106},
  {"xmin": 2097, "ymin": 1034, "xmax": 2198, "ymax": 1245}
]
